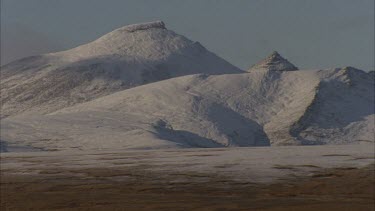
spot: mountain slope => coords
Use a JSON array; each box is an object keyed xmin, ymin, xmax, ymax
[
  {"xmin": 286, "ymin": 67, "xmax": 374, "ymax": 144},
  {"xmin": 2, "ymin": 67, "xmax": 373, "ymax": 150},
  {"xmin": 0, "ymin": 21, "xmax": 242, "ymax": 118}
]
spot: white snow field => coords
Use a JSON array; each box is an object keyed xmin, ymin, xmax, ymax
[{"xmin": 0, "ymin": 21, "xmax": 242, "ymax": 118}]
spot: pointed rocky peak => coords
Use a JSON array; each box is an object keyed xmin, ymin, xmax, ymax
[
  {"xmin": 249, "ymin": 51, "xmax": 298, "ymax": 72},
  {"xmin": 268, "ymin": 51, "xmax": 283, "ymax": 60}
]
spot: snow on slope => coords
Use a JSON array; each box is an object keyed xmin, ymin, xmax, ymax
[
  {"xmin": 0, "ymin": 21, "xmax": 242, "ymax": 118},
  {"xmin": 287, "ymin": 67, "xmax": 375, "ymax": 144},
  {"xmin": 2, "ymin": 67, "xmax": 373, "ymax": 150},
  {"xmin": 248, "ymin": 51, "xmax": 298, "ymax": 72}
]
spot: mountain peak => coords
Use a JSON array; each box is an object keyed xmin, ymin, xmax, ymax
[
  {"xmin": 54, "ymin": 20, "xmax": 188, "ymax": 62},
  {"xmin": 249, "ymin": 51, "xmax": 298, "ymax": 72},
  {"xmin": 1, "ymin": 20, "xmax": 242, "ymax": 117},
  {"xmin": 120, "ymin": 20, "xmax": 166, "ymax": 32},
  {"xmin": 270, "ymin": 51, "xmax": 281, "ymax": 57}
]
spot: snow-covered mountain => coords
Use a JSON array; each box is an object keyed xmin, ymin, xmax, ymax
[
  {"xmin": 0, "ymin": 21, "xmax": 242, "ymax": 118},
  {"xmin": 1, "ymin": 21, "xmax": 373, "ymax": 151},
  {"xmin": 2, "ymin": 65, "xmax": 373, "ymax": 150},
  {"xmin": 249, "ymin": 51, "xmax": 298, "ymax": 72}
]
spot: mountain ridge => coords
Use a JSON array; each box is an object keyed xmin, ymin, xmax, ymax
[{"xmin": 2, "ymin": 67, "xmax": 373, "ymax": 150}]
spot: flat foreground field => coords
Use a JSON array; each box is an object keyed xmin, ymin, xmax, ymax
[{"xmin": 1, "ymin": 144, "xmax": 374, "ymax": 210}]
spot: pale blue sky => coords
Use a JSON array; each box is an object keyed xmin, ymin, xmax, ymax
[{"xmin": 1, "ymin": 0, "xmax": 374, "ymax": 70}]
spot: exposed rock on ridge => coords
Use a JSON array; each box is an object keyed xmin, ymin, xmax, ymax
[{"xmin": 121, "ymin": 20, "xmax": 166, "ymax": 32}]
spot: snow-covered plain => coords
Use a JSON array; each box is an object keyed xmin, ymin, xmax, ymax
[{"xmin": 1, "ymin": 143, "xmax": 374, "ymax": 183}]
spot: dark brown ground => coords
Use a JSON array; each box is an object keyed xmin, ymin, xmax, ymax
[{"xmin": 1, "ymin": 164, "xmax": 374, "ymax": 211}]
